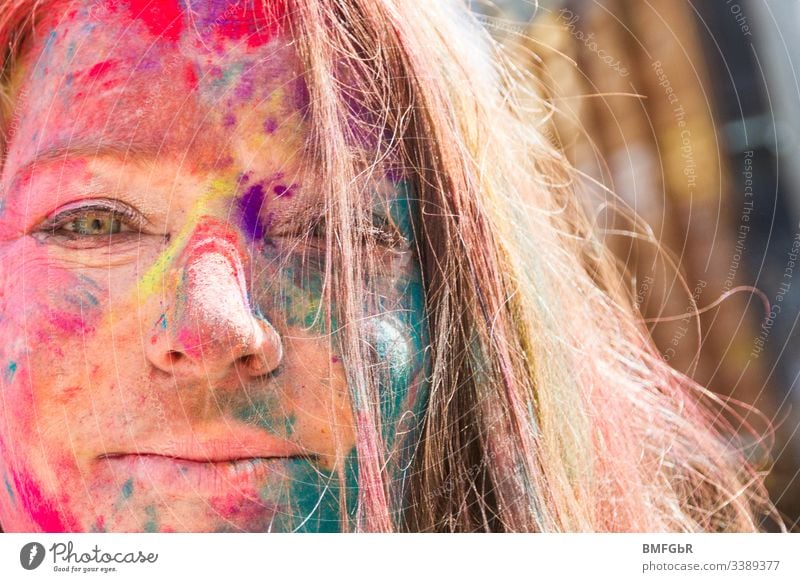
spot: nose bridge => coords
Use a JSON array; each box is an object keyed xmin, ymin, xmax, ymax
[
  {"xmin": 173, "ymin": 218, "xmax": 258, "ymax": 355},
  {"xmin": 181, "ymin": 233, "xmax": 251, "ymax": 336}
]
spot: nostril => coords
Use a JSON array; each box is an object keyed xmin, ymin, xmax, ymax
[
  {"xmin": 165, "ymin": 351, "xmax": 184, "ymax": 365},
  {"xmin": 241, "ymin": 351, "xmax": 281, "ymax": 378}
]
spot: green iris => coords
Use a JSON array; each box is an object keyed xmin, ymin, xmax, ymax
[{"xmin": 63, "ymin": 211, "xmax": 123, "ymax": 236}]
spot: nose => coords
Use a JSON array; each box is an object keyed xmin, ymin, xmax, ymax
[{"xmin": 145, "ymin": 221, "xmax": 282, "ymax": 381}]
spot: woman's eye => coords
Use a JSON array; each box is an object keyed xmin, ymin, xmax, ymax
[
  {"xmin": 35, "ymin": 200, "xmax": 147, "ymax": 247},
  {"xmin": 302, "ymin": 216, "xmax": 404, "ymax": 248},
  {"xmin": 368, "ymin": 213, "xmax": 408, "ymax": 248},
  {"xmin": 61, "ymin": 210, "xmax": 125, "ymax": 236}
]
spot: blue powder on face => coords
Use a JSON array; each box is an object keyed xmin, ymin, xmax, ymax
[
  {"xmin": 4, "ymin": 361, "xmax": 17, "ymax": 383},
  {"xmin": 4, "ymin": 475, "xmax": 15, "ymax": 506},
  {"xmin": 121, "ymin": 478, "xmax": 134, "ymax": 499}
]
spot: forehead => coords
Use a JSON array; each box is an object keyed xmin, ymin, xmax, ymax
[{"xmin": 6, "ymin": 0, "xmax": 308, "ymax": 178}]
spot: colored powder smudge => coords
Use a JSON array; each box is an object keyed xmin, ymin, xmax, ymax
[
  {"xmin": 143, "ymin": 505, "xmax": 158, "ymax": 532},
  {"xmin": 291, "ymin": 76, "xmax": 311, "ymax": 115},
  {"xmin": 284, "ymin": 415, "xmax": 296, "ymax": 436},
  {"xmin": 87, "ymin": 59, "xmax": 115, "ymax": 79},
  {"xmin": 4, "ymin": 476, "xmax": 15, "ymax": 506},
  {"xmin": 64, "ymin": 289, "xmax": 99, "ymax": 309},
  {"xmin": 234, "ymin": 399, "xmax": 293, "ymax": 436},
  {"xmin": 4, "ymin": 361, "xmax": 17, "ymax": 383},
  {"xmin": 234, "ymin": 76, "xmax": 254, "ymax": 101},
  {"xmin": 43, "ymin": 30, "xmax": 57, "ymax": 53},
  {"xmin": 257, "ymin": 456, "xmax": 355, "ymax": 532},
  {"xmin": 263, "ymin": 118, "xmax": 278, "ymax": 134},
  {"xmin": 238, "ymin": 183, "xmax": 267, "ymax": 240},
  {"xmin": 209, "ymin": 0, "xmax": 287, "ymax": 48},
  {"xmin": 121, "ymin": 478, "xmax": 134, "ymax": 499},
  {"xmin": 184, "ymin": 64, "xmax": 198, "ymax": 91},
  {"xmin": 137, "ymin": 178, "xmax": 235, "ymax": 297},
  {"xmin": 48, "ymin": 311, "xmax": 95, "ymax": 335},
  {"xmin": 127, "ymin": 0, "xmax": 185, "ymax": 43},
  {"xmin": 13, "ymin": 471, "xmax": 77, "ymax": 531},
  {"xmin": 273, "ymin": 184, "xmax": 293, "ymax": 198}
]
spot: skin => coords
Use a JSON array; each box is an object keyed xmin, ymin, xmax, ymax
[{"xmin": 0, "ymin": 0, "xmax": 427, "ymax": 532}]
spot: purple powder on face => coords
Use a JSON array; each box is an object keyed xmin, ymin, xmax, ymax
[
  {"xmin": 239, "ymin": 183, "xmax": 267, "ymax": 240},
  {"xmin": 263, "ymin": 118, "xmax": 278, "ymax": 134},
  {"xmin": 235, "ymin": 77, "xmax": 255, "ymax": 101},
  {"xmin": 223, "ymin": 113, "xmax": 236, "ymax": 127},
  {"xmin": 136, "ymin": 58, "xmax": 161, "ymax": 72},
  {"xmin": 291, "ymin": 77, "xmax": 311, "ymax": 116},
  {"xmin": 273, "ymin": 184, "xmax": 293, "ymax": 198}
]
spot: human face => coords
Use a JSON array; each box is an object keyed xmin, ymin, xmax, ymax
[{"xmin": 0, "ymin": 1, "xmax": 427, "ymax": 532}]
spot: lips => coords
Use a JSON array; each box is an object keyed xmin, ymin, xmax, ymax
[
  {"xmin": 101, "ymin": 422, "xmax": 307, "ymax": 460},
  {"xmin": 97, "ymin": 424, "xmax": 314, "ymax": 495}
]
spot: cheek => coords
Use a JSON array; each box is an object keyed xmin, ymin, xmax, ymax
[
  {"xmin": 368, "ymin": 263, "xmax": 429, "ymax": 432},
  {"xmin": 0, "ymin": 241, "xmax": 107, "ymax": 426},
  {"xmin": 254, "ymin": 244, "xmax": 329, "ymax": 332},
  {"xmin": 246, "ymin": 245, "xmax": 354, "ymax": 460},
  {"xmin": 0, "ymin": 242, "xmax": 115, "ymax": 529},
  {"xmin": 0, "ymin": 245, "xmax": 104, "ymax": 344}
]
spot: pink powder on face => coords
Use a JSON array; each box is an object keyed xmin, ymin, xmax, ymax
[
  {"xmin": 46, "ymin": 311, "xmax": 96, "ymax": 336},
  {"xmin": 13, "ymin": 469, "xmax": 78, "ymax": 532},
  {"xmin": 202, "ymin": 0, "xmax": 288, "ymax": 48},
  {"xmin": 127, "ymin": 0, "xmax": 185, "ymax": 43},
  {"xmin": 184, "ymin": 64, "xmax": 199, "ymax": 91},
  {"xmin": 263, "ymin": 118, "xmax": 278, "ymax": 134},
  {"xmin": 86, "ymin": 59, "xmax": 116, "ymax": 79}
]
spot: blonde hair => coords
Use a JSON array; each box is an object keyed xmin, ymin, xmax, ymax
[{"xmin": 0, "ymin": 0, "xmax": 778, "ymax": 531}]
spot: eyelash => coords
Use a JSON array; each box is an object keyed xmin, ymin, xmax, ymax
[
  {"xmin": 300, "ymin": 215, "xmax": 407, "ymax": 249},
  {"xmin": 37, "ymin": 200, "xmax": 147, "ymax": 245}
]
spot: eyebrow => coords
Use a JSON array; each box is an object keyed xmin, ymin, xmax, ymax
[{"xmin": 8, "ymin": 138, "xmax": 162, "ymax": 191}]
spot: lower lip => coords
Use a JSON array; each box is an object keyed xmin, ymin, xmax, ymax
[{"xmin": 99, "ymin": 454, "xmax": 301, "ymax": 496}]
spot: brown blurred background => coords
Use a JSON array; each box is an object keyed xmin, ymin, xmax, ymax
[{"xmin": 471, "ymin": 0, "xmax": 800, "ymax": 530}]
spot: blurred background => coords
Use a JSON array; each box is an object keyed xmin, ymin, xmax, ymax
[{"xmin": 470, "ymin": 0, "xmax": 800, "ymax": 530}]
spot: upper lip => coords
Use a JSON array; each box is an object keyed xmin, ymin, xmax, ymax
[{"xmin": 98, "ymin": 424, "xmax": 310, "ymax": 463}]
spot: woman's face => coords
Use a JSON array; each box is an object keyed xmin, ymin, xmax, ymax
[{"xmin": 0, "ymin": 1, "xmax": 427, "ymax": 532}]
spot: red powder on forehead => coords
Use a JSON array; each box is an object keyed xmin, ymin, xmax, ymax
[
  {"xmin": 184, "ymin": 64, "xmax": 199, "ymax": 90},
  {"xmin": 127, "ymin": 0, "xmax": 185, "ymax": 43},
  {"xmin": 87, "ymin": 59, "xmax": 116, "ymax": 79},
  {"xmin": 213, "ymin": 0, "xmax": 288, "ymax": 47}
]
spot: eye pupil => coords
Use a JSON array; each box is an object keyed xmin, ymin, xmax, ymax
[{"xmin": 66, "ymin": 212, "xmax": 123, "ymax": 236}]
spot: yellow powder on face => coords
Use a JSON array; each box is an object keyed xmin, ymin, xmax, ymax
[{"xmin": 136, "ymin": 176, "xmax": 236, "ymax": 299}]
